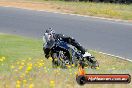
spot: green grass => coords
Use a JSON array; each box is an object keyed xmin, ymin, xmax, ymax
[
  {"xmin": 1, "ymin": 0, "xmax": 132, "ymax": 20},
  {"xmin": 0, "ymin": 34, "xmax": 132, "ymax": 88},
  {"xmin": 27, "ymin": 0, "xmax": 132, "ymax": 20},
  {"xmin": 0, "ymin": 34, "xmax": 42, "ymax": 73}
]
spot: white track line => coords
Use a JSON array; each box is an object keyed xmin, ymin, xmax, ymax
[
  {"xmin": 1, "ymin": 5, "xmax": 132, "ymax": 25},
  {"xmin": 98, "ymin": 52, "xmax": 132, "ymax": 62}
]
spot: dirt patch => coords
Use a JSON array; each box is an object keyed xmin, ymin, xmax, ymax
[
  {"xmin": 0, "ymin": 1, "xmax": 131, "ymax": 22},
  {"xmin": 0, "ymin": 1, "xmax": 73, "ymax": 13}
]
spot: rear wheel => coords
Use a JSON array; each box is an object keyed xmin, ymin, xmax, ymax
[
  {"xmin": 52, "ymin": 53, "xmax": 59, "ymax": 68},
  {"xmin": 51, "ymin": 51, "xmax": 71, "ymax": 68}
]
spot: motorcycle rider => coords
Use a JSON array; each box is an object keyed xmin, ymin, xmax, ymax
[{"xmin": 43, "ymin": 28, "xmax": 95, "ymax": 65}]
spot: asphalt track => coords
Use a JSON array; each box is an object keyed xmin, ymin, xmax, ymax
[{"xmin": 0, "ymin": 7, "xmax": 132, "ymax": 60}]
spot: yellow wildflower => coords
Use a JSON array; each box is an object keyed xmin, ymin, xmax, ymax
[
  {"xmin": 50, "ymin": 80, "xmax": 55, "ymax": 87},
  {"xmin": 27, "ymin": 63, "xmax": 32, "ymax": 67},
  {"xmin": 69, "ymin": 72, "xmax": 72, "ymax": 75},
  {"xmin": 112, "ymin": 67, "xmax": 115, "ymax": 70},
  {"xmin": 45, "ymin": 70, "xmax": 48, "ymax": 73},
  {"xmin": 14, "ymin": 69, "xmax": 18, "ymax": 72},
  {"xmin": 18, "ymin": 66, "xmax": 23, "ymax": 70},
  {"xmin": 17, "ymin": 61, "xmax": 20, "ymax": 65},
  {"xmin": 44, "ymin": 67, "xmax": 46, "ymax": 70},
  {"xmin": 74, "ymin": 72, "xmax": 77, "ymax": 75},
  {"xmin": 16, "ymin": 80, "xmax": 21, "ymax": 84},
  {"xmin": 23, "ymin": 79, "xmax": 27, "ymax": 84},
  {"xmin": 42, "ymin": 63, "xmax": 44, "ymax": 65},
  {"xmin": 22, "ymin": 60, "xmax": 26, "ymax": 62},
  {"xmin": 40, "ymin": 60, "xmax": 44, "ymax": 62},
  {"xmin": 29, "ymin": 83, "xmax": 34, "ymax": 88},
  {"xmin": 72, "ymin": 64, "xmax": 75, "ymax": 67},
  {"xmin": 50, "ymin": 80, "xmax": 54, "ymax": 84},
  {"xmin": 21, "ymin": 62, "xmax": 25, "ymax": 66},
  {"xmin": 16, "ymin": 80, "xmax": 21, "ymax": 88},
  {"xmin": 0, "ymin": 58, "xmax": 4, "ymax": 62},
  {"xmin": 67, "ymin": 65, "xmax": 71, "ymax": 68},
  {"xmin": 2, "ymin": 57, "xmax": 5, "ymax": 60},
  {"xmin": 10, "ymin": 65, "xmax": 15, "ymax": 69},
  {"xmin": 49, "ymin": 57, "xmax": 52, "ymax": 60},
  {"xmin": 29, "ymin": 78, "xmax": 33, "ymax": 81},
  {"xmin": 16, "ymin": 84, "xmax": 20, "ymax": 88},
  {"xmin": 96, "ymin": 67, "xmax": 100, "ymax": 70},
  {"xmin": 34, "ymin": 63, "xmax": 36, "ymax": 66},
  {"xmin": 39, "ymin": 63, "xmax": 43, "ymax": 67},
  {"xmin": 28, "ymin": 58, "xmax": 32, "ymax": 60},
  {"xmin": 20, "ymin": 75, "xmax": 24, "ymax": 79},
  {"xmin": 54, "ymin": 58, "xmax": 57, "ymax": 61},
  {"xmin": 26, "ymin": 66, "xmax": 32, "ymax": 71},
  {"xmin": 25, "ymin": 70, "xmax": 29, "ymax": 74}
]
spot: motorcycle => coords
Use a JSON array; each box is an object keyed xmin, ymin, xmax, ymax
[{"xmin": 47, "ymin": 39, "xmax": 99, "ymax": 68}]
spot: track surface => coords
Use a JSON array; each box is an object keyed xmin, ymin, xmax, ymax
[{"xmin": 0, "ymin": 7, "xmax": 132, "ymax": 60}]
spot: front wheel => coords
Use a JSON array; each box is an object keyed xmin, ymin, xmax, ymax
[
  {"xmin": 84, "ymin": 56, "xmax": 99, "ymax": 69},
  {"xmin": 52, "ymin": 53, "xmax": 61, "ymax": 68},
  {"xmin": 91, "ymin": 60, "xmax": 99, "ymax": 69},
  {"xmin": 51, "ymin": 51, "xmax": 70, "ymax": 68}
]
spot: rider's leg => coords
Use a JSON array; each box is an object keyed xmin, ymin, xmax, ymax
[
  {"xmin": 43, "ymin": 47, "xmax": 50, "ymax": 59},
  {"xmin": 64, "ymin": 37, "xmax": 85, "ymax": 54},
  {"xmin": 68, "ymin": 38, "xmax": 92, "ymax": 57}
]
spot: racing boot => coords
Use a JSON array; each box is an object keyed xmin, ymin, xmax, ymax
[{"xmin": 83, "ymin": 52, "xmax": 99, "ymax": 69}]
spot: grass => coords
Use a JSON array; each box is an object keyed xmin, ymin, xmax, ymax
[
  {"xmin": 0, "ymin": 0, "xmax": 132, "ymax": 20},
  {"xmin": 0, "ymin": 34, "xmax": 132, "ymax": 88},
  {"xmin": 33, "ymin": 0, "xmax": 132, "ymax": 20},
  {"xmin": 0, "ymin": 34, "xmax": 42, "ymax": 73},
  {"xmin": 5, "ymin": 0, "xmax": 132, "ymax": 20}
]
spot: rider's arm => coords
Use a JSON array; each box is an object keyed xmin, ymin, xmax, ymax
[
  {"xmin": 43, "ymin": 47, "xmax": 50, "ymax": 59},
  {"xmin": 55, "ymin": 34, "xmax": 86, "ymax": 54},
  {"xmin": 54, "ymin": 34, "xmax": 75, "ymax": 43}
]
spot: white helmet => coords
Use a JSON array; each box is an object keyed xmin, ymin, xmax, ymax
[
  {"xmin": 44, "ymin": 28, "xmax": 55, "ymax": 42},
  {"xmin": 43, "ymin": 28, "xmax": 55, "ymax": 48}
]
